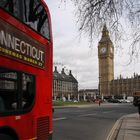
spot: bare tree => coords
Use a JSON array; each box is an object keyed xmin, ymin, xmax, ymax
[{"xmin": 61, "ymin": 0, "xmax": 140, "ymax": 61}]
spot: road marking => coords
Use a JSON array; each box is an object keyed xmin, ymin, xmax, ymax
[
  {"xmin": 102, "ymin": 111, "xmax": 114, "ymax": 113},
  {"xmin": 53, "ymin": 117, "xmax": 67, "ymax": 121},
  {"xmin": 78, "ymin": 113, "xmax": 97, "ymax": 117}
]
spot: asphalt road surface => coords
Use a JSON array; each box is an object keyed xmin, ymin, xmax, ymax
[{"xmin": 53, "ymin": 103, "xmax": 137, "ymax": 140}]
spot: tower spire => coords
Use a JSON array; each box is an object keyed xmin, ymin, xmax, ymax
[
  {"xmin": 100, "ymin": 24, "xmax": 111, "ymax": 43},
  {"xmin": 103, "ymin": 24, "xmax": 107, "ymax": 32}
]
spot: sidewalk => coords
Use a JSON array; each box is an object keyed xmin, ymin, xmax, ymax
[{"xmin": 107, "ymin": 113, "xmax": 140, "ymax": 140}]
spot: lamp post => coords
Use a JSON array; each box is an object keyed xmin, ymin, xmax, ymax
[
  {"xmin": 99, "ymin": 76, "xmax": 104, "ymax": 100},
  {"xmin": 99, "ymin": 76, "xmax": 101, "ymax": 96}
]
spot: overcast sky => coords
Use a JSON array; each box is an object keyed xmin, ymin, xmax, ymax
[{"xmin": 45, "ymin": 0, "xmax": 140, "ymax": 89}]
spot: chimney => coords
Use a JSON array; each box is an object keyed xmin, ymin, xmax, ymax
[
  {"xmin": 69, "ymin": 70, "xmax": 72, "ymax": 75},
  {"xmin": 54, "ymin": 66, "xmax": 57, "ymax": 72},
  {"xmin": 134, "ymin": 72, "xmax": 136, "ymax": 78},
  {"xmin": 61, "ymin": 68, "xmax": 65, "ymax": 74}
]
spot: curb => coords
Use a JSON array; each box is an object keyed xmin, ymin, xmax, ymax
[
  {"xmin": 53, "ymin": 104, "xmax": 98, "ymax": 109},
  {"xmin": 53, "ymin": 103, "xmax": 113, "ymax": 109},
  {"xmin": 106, "ymin": 116, "xmax": 124, "ymax": 140}
]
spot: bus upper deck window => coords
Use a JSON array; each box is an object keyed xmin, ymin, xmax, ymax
[
  {"xmin": 0, "ymin": 0, "xmax": 50, "ymax": 39},
  {"xmin": 23, "ymin": 0, "xmax": 50, "ymax": 39},
  {"xmin": 0, "ymin": 0, "xmax": 21, "ymax": 20}
]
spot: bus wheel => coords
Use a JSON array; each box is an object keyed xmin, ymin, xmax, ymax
[{"xmin": 0, "ymin": 134, "xmax": 14, "ymax": 140}]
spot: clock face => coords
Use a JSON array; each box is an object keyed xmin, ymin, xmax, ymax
[{"xmin": 100, "ymin": 47, "xmax": 106, "ymax": 54}]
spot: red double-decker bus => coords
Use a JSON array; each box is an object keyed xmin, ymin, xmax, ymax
[{"xmin": 0, "ymin": 0, "xmax": 53, "ymax": 140}]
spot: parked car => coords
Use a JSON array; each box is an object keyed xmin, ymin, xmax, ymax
[
  {"xmin": 107, "ymin": 99, "xmax": 121, "ymax": 103},
  {"xmin": 119, "ymin": 99, "xmax": 131, "ymax": 103}
]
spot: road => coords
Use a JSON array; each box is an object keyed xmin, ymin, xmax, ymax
[{"xmin": 53, "ymin": 103, "xmax": 137, "ymax": 140}]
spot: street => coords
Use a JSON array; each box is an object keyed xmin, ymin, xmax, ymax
[{"xmin": 53, "ymin": 103, "xmax": 137, "ymax": 140}]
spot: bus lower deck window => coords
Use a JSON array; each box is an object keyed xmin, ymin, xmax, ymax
[{"xmin": 0, "ymin": 67, "xmax": 35, "ymax": 115}]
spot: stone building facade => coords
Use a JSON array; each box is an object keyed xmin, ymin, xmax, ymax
[
  {"xmin": 98, "ymin": 25, "xmax": 140, "ymax": 97},
  {"xmin": 53, "ymin": 66, "xmax": 78, "ymax": 100},
  {"xmin": 110, "ymin": 74, "xmax": 140, "ymax": 97},
  {"xmin": 78, "ymin": 89, "xmax": 98, "ymax": 101}
]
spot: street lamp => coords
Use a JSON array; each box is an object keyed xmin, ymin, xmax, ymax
[
  {"xmin": 99, "ymin": 76, "xmax": 104, "ymax": 100},
  {"xmin": 98, "ymin": 76, "xmax": 101, "ymax": 96}
]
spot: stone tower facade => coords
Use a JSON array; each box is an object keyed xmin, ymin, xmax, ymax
[{"xmin": 98, "ymin": 25, "xmax": 114, "ymax": 97}]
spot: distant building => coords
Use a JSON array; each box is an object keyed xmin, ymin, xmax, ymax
[
  {"xmin": 98, "ymin": 24, "xmax": 140, "ymax": 98},
  {"xmin": 53, "ymin": 66, "xmax": 78, "ymax": 100},
  {"xmin": 110, "ymin": 74, "xmax": 140, "ymax": 97},
  {"xmin": 78, "ymin": 89, "xmax": 98, "ymax": 101}
]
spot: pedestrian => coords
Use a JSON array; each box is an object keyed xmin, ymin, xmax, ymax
[{"xmin": 98, "ymin": 100, "xmax": 101, "ymax": 106}]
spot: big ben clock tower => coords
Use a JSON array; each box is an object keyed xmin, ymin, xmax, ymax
[{"xmin": 98, "ymin": 24, "xmax": 114, "ymax": 97}]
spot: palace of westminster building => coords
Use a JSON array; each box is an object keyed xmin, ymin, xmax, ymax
[{"xmin": 98, "ymin": 25, "xmax": 140, "ymax": 98}]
